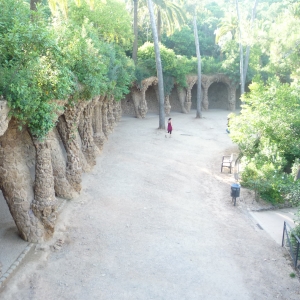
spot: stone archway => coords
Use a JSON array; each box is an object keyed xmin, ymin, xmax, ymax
[
  {"xmin": 183, "ymin": 74, "xmax": 237, "ymax": 112},
  {"xmin": 208, "ymin": 82, "xmax": 228, "ymax": 109},
  {"xmin": 200, "ymin": 74, "xmax": 236, "ymax": 110},
  {"xmin": 124, "ymin": 73, "xmax": 237, "ymax": 118}
]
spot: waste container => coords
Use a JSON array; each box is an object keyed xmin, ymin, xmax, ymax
[{"xmin": 231, "ymin": 183, "xmax": 241, "ymax": 198}]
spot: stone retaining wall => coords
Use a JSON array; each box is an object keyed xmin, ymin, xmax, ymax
[{"xmin": 0, "ymin": 96, "xmax": 121, "ymax": 243}]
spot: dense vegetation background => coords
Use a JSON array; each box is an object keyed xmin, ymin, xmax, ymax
[{"xmin": 0, "ymin": 0, "xmax": 300, "ymax": 220}]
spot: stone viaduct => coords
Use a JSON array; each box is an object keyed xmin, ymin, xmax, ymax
[
  {"xmin": 124, "ymin": 74, "xmax": 237, "ymax": 118},
  {"xmin": 0, "ymin": 74, "xmax": 237, "ymax": 243}
]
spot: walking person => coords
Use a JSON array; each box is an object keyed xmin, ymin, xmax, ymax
[{"xmin": 167, "ymin": 117, "xmax": 172, "ymax": 138}]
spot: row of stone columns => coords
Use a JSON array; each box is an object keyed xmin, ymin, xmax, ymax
[
  {"xmin": 0, "ymin": 96, "xmax": 122, "ymax": 243},
  {"xmin": 131, "ymin": 74, "xmax": 237, "ymax": 118}
]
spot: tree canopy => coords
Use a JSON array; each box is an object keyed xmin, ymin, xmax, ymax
[
  {"xmin": 1, "ymin": 0, "xmax": 300, "ymax": 210},
  {"xmin": 0, "ymin": 0, "xmax": 134, "ymax": 138}
]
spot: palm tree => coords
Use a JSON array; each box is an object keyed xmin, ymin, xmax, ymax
[
  {"xmin": 243, "ymin": 0, "xmax": 258, "ymax": 87},
  {"xmin": 236, "ymin": 0, "xmax": 258, "ymax": 96},
  {"xmin": 152, "ymin": 0, "xmax": 186, "ymax": 41},
  {"xmin": 216, "ymin": 0, "xmax": 258, "ymax": 96},
  {"xmin": 131, "ymin": 0, "xmax": 186, "ymax": 61},
  {"xmin": 235, "ymin": 0, "xmax": 245, "ymax": 95},
  {"xmin": 193, "ymin": 15, "xmax": 202, "ymax": 119},
  {"xmin": 215, "ymin": 14, "xmax": 238, "ymax": 44},
  {"xmin": 132, "ymin": 0, "xmax": 139, "ymax": 63},
  {"xmin": 147, "ymin": 0, "xmax": 165, "ymax": 129}
]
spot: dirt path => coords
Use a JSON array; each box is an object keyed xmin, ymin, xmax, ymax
[{"xmin": 1, "ymin": 110, "xmax": 300, "ymax": 300}]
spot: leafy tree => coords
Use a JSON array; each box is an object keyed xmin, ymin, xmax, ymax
[
  {"xmin": 137, "ymin": 42, "xmax": 196, "ymax": 91},
  {"xmin": 0, "ymin": 0, "xmax": 135, "ymax": 139},
  {"xmin": 162, "ymin": 26, "xmax": 196, "ymax": 58},
  {"xmin": 229, "ymin": 76, "xmax": 300, "ymax": 202},
  {"xmin": 0, "ymin": 0, "xmax": 73, "ymax": 138}
]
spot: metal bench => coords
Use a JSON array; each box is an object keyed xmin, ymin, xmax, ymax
[{"xmin": 221, "ymin": 153, "xmax": 234, "ymax": 173}]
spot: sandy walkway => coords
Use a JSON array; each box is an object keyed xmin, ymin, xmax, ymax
[{"xmin": 1, "ymin": 110, "xmax": 300, "ymax": 300}]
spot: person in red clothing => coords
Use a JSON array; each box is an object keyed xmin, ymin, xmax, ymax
[{"xmin": 167, "ymin": 117, "xmax": 172, "ymax": 137}]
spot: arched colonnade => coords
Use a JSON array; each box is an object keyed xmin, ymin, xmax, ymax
[{"xmin": 129, "ymin": 74, "xmax": 237, "ymax": 118}]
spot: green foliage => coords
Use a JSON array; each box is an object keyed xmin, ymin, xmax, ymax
[
  {"xmin": 106, "ymin": 45, "xmax": 135, "ymax": 100},
  {"xmin": 0, "ymin": 0, "xmax": 135, "ymax": 139},
  {"xmin": 138, "ymin": 42, "xmax": 176, "ymax": 75},
  {"xmin": 230, "ymin": 76, "xmax": 300, "ymax": 203},
  {"xmin": 56, "ymin": 19, "xmax": 108, "ymax": 100},
  {"xmin": 172, "ymin": 55, "xmax": 196, "ymax": 87},
  {"xmin": 67, "ymin": 0, "xmax": 133, "ymax": 50},
  {"xmin": 201, "ymin": 56, "xmax": 222, "ymax": 75},
  {"xmin": 162, "ymin": 26, "xmax": 195, "ymax": 58},
  {"xmin": 137, "ymin": 42, "xmax": 178, "ymax": 93},
  {"xmin": 290, "ymin": 224, "xmax": 300, "ymax": 253},
  {"xmin": 57, "ymin": 1, "xmax": 135, "ymax": 101},
  {"xmin": 0, "ymin": 0, "xmax": 72, "ymax": 139}
]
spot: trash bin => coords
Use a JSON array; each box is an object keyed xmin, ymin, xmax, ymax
[{"xmin": 231, "ymin": 183, "xmax": 241, "ymax": 198}]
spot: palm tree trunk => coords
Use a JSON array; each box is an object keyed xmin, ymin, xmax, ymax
[
  {"xmin": 243, "ymin": 0, "xmax": 259, "ymax": 85},
  {"xmin": 193, "ymin": 16, "xmax": 202, "ymax": 118},
  {"xmin": 132, "ymin": 0, "xmax": 138, "ymax": 64},
  {"xmin": 235, "ymin": 0, "xmax": 245, "ymax": 96},
  {"xmin": 147, "ymin": 0, "xmax": 165, "ymax": 129},
  {"xmin": 157, "ymin": 9, "xmax": 162, "ymax": 42}
]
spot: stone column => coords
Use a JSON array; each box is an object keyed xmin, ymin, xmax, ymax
[
  {"xmin": 102, "ymin": 97, "xmax": 110, "ymax": 137},
  {"xmin": 164, "ymin": 95, "xmax": 171, "ymax": 115},
  {"xmin": 228, "ymin": 86, "xmax": 237, "ymax": 111},
  {"xmin": 78, "ymin": 98, "xmax": 100, "ymax": 167},
  {"xmin": 50, "ymin": 128, "xmax": 77, "ymax": 200},
  {"xmin": 186, "ymin": 76, "xmax": 198, "ymax": 113},
  {"xmin": 0, "ymin": 119, "xmax": 45, "ymax": 242},
  {"xmin": 176, "ymin": 85, "xmax": 188, "ymax": 114},
  {"xmin": 31, "ymin": 136, "xmax": 57, "ymax": 239},
  {"xmin": 185, "ymin": 86, "xmax": 192, "ymax": 113},
  {"xmin": 138, "ymin": 96, "xmax": 148, "ymax": 119},
  {"xmin": 115, "ymin": 100, "xmax": 122, "ymax": 122},
  {"xmin": 202, "ymin": 85, "xmax": 209, "ymax": 110},
  {"xmin": 56, "ymin": 101, "xmax": 87, "ymax": 192},
  {"xmin": 92, "ymin": 96, "xmax": 107, "ymax": 150},
  {"xmin": 107, "ymin": 96, "xmax": 116, "ymax": 131},
  {"xmin": 131, "ymin": 87, "xmax": 143, "ymax": 118}
]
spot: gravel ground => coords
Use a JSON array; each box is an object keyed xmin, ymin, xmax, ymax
[{"xmin": 0, "ymin": 109, "xmax": 300, "ymax": 300}]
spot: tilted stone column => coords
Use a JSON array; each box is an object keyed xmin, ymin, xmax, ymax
[
  {"xmin": 139, "ymin": 89, "xmax": 148, "ymax": 118},
  {"xmin": 176, "ymin": 85, "xmax": 188, "ymax": 114},
  {"xmin": 50, "ymin": 128, "xmax": 77, "ymax": 199},
  {"xmin": 131, "ymin": 87, "xmax": 143, "ymax": 118},
  {"xmin": 107, "ymin": 96, "xmax": 116, "ymax": 131},
  {"xmin": 185, "ymin": 87, "xmax": 192, "ymax": 113},
  {"xmin": 78, "ymin": 98, "xmax": 100, "ymax": 167},
  {"xmin": 56, "ymin": 101, "xmax": 87, "ymax": 192},
  {"xmin": 164, "ymin": 95, "xmax": 171, "ymax": 115},
  {"xmin": 0, "ymin": 119, "xmax": 45, "ymax": 242},
  {"xmin": 102, "ymin": 97, "xmax": 110, "ymax": 137},
  {"xmin": 92, "ymin": 96, "xmax": 107, "ymax": 150},
  {"xmin": 202, "ymin": 86, "xmax": 209, "ymax": 110},
  {"xmin": 31, "ymin": 136, "xmax": 57, "ymax": 239},
  {"xmin": 228, "ymin": 86, "xmax": 236, "ymax": 111},
  {"xmin": 186, "ymin": 76, "xmax": 197, "ymax": 113},
  {"xmin": 115, "ymin": 100, "xmax": 122, "ymax": 122}
]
